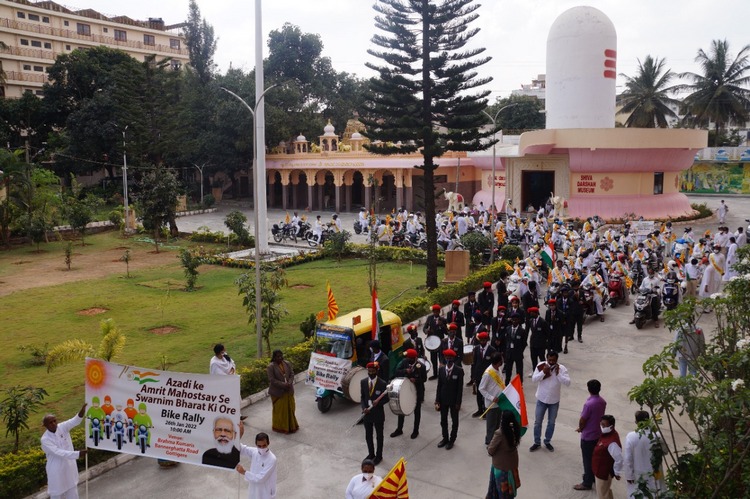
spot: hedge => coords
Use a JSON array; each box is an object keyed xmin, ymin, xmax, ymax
[{"xmin": 0, "ymin": 426, "xmax": 115, "ymax": 499}]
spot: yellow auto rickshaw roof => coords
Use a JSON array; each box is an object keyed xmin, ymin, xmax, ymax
[{"xmin": 322, "ymin": 308, "xmax": 401, "ymax": 335}]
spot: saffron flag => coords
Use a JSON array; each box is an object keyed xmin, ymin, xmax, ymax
[
  {"xmin": 285, "ymin": 212, "xmax": 290, "ymax": 224},
  {"xmin": 496, "ymin": 374, "xmax": 528, "ymax": 435},
  {"xmin": 371, "ymin": 286, "xmax": 382, "ymax": 340},
  {"xmin": 370, "ymin": 457, "xmax": 409, "ymax": 498},
  {"xmin": 316, "ymin": 309, "xmax": 325, "ymax": 321},
  {"xmin": 326, "ymin": 281, "xmax": 339, "ymax": 320}
]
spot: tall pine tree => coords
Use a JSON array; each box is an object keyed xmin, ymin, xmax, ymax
[{"xmin": 363, "ymin": 0, "xmax": 493, "ymax": 289}]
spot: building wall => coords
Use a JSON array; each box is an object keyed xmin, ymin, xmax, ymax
[{"xmin": 0, "ymin": 0, "xmax": 188, "ymax": 98}]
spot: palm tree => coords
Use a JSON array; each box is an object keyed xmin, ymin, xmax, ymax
[
  {"xmin": 618, "ymin": 56, "xmax": 681, "ymax": 127},
  {"xmin": 674, "ymin": 39, "xmax": 750, "ymax": 140}
]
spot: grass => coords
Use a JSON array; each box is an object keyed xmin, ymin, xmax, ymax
[{"xmin": 0, "ymin": 234, "xmax": 441, "ymax": 451}]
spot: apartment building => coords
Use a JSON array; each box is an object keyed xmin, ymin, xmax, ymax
[{"xmin": 0, "ymin": 0, "xmax": 189, "ymax": 98}]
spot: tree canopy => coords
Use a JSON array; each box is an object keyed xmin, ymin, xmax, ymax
[{"xmin": 618, "ymin": 55, "xmax": 680, "ymax": 128}]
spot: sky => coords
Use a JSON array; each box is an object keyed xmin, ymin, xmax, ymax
[{"xmin": 74, "ymin": 0, "xmax": 747, "ymax": 100}]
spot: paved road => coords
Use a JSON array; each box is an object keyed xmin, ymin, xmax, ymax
[{"xmin": 68, "ymin": 194, "xmax": 747, "ymax": 499}]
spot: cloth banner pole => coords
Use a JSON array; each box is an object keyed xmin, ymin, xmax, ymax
[{"xmin": 85, "ymin": 451, "xmax": 89, "ymax": 499}]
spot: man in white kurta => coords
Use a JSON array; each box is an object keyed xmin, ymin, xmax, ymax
[
  {"xmin": 41, "ymin": 404, "xmax": 87, "ymax": 499},
  {"xmin": 723, "ymin": 238, "xmax": 738, "ymax": 281},
  {"xmin": 622, "ymin": 411, "xmax": 665, "ymax": 498},
  {"xmin": 345, "ymin": 459, "xmax": 383, "ymax": 499},
  {"xmin": 237, "ymin": 432, "xmax": 277, "ymax": 499},
  {"xmin": 699, "ymin": 247, "xmax": 725, "ymax": 297}
]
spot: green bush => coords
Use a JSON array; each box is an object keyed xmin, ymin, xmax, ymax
[
  {"xmin": 224, "ymin": 210, "xmax": 251, "ymax": 245},
  {"xmin": 108, "ymin": 207, "xmax": 123, "ymax": 227},
  {"xmin": 323, "ymin": 230, "xmax": 352, "ymax": 261},
  {"xmin": 202, "ymin": 193, "xmax": 215, "ymax": 208},
  {"xmin": 460, "ymin": 231, "xmax": 491, "ymax": 256},
  {"xmin": 299, "ymin": 314, "xmax": 317, "ymax": 340},
  {"xmin": 500, "ymin": 244, "xmax": 524, "ymax": 262}
]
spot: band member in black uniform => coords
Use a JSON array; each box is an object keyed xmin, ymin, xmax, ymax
[
  {"xmin": 360, "ymin": 362, "xmax": 387, "ymax": 465},
  {"xmin": 423, "ymin": 304, "xmax": 447, "ymax": 380},
  {"xmin": 470, "ymin": 332, "xmax": 496, "ymax": 417},
  {"xmin": 435, "ymin": 349, "xmax": 464, "ymax": 450},
  {"xmin": 463, "ymin": 291, "xmax": 481, "ymax": 340},
  {"xmin": 402, "ymin": 324, "xmax": 425, "ymax": 359},
  {"xmin": 390, "ymin": 349, "xmax": 427, "ymax": 439},
  {"xmin": 445, "ymin": 300, "xmax": 465, "ymax": 340}
]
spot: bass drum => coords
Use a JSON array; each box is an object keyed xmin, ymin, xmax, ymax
[
  {"xmin": 388, "ymin": 378, "xmax": 417, "ymax": 416},
  {"xmin": 418, "ymin": 358, "xmax": 432, "ymax": 376},
  {"xmin": 342, "ymin": 366, "xmax": 368, "ymax": 403},
  {"xmin": 424, "ymin": 335, "xmax": 442, "ymax": 352}
]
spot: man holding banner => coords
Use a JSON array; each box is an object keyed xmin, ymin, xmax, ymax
[{"xmin": 41, "ymin": 403, "xmax": 87, "ymax": 499}]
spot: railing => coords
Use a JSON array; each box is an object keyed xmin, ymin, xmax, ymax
[
  {"xmin": 0, "ymin": 44, "xmax": 57, "ymax": 61},
  {"xmin": 4, "ymin": 70, "xmax": 46, "ymax": 83},
  {"xmin": 0, "ymin": 17, "xmax": 188, "ymax": 56}
]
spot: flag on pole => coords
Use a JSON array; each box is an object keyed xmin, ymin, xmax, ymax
[
  {"xmin": 284, "ymin": 212, "xmax": 290, "ymax": 224},
  {"xmin": 369, "ymin": 457, "xmax": 409, "ymax": 498},
  {"xmin": 496, "ymin": 374, "xmax": 528, "ymax": 435},
  {"xmin": 541, "ymin": 241, "xmax": 556, "ymax": 268},
  {"xmin": 316, "ymin": 310, "xmax": 325, "ymax": 321},
  {"xmin": 326, "ymin": 281, "xmax": 339, "ymax": 320},
  {"xmin": 371, "ymin": 286, "xmax": 382, "ymax": 340}
]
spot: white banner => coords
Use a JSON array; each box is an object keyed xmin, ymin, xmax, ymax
[
  {"xmin": 633, "ymin": 220, "xmax": 655, "ymax": 237},
  {"xmin": 305, "ymin": 352, "xmax": 351, "ymax": 392},
  {"xmin": 83, "ymin": 358, "xmax": 241, "ymax": 470}
]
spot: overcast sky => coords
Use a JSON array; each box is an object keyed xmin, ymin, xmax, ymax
[{"xmin": 77, "ymin": 0, "xmax": 747, "ymax": 99}]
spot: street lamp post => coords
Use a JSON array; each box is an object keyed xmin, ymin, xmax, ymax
[
  {"xmin": 220, "ymin": 84, "xmax": 278, "ymax": 359},
  {"xmin": 482, "ymin": 104, "xmax": 517, "ymax": 265},
  {"xmin": 122, "ymin": 125, "xmax": 130, "ymax": 232},
  {"xmin": 192, "ymin": 162, "xmax": 206, "ymax": 206}
]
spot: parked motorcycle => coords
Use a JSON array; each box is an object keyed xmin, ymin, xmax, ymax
[
  {"xmin": 104, "ymin": 414, "xmax": 112, "ymax": 440},
  {"xmin": 633, "ymin": 289, "xmax": 656, "ymax": 329},
  {"xmin": 353, "ymin": 220, "xmax": 369, "ymax": 235},
  {"xmin": 662, "ymin": 272, "xmax": 680, "ymax": 311},
  {"xmin": 126, "ymin": 418, "xmax": 134, "ymax": 443},
  {"xmin": 89, "ymin": 417, "xmax": 101, "ymax": 447},
  {"xmin": 113, "ymin": 420, "xmax": 125, "ymax": 450},
  {"xmin": 271, "ymin": 222, "xmax": 297, "ymax": 243},
  {"xmin": 137, "ymin": 424, "xmax": 151, "ymax": 454},
  {"xmin": 607, "ymin": 271, "xmax": 626, "ymax": 308}
]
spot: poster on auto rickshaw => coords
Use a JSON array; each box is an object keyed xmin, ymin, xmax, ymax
[
  {"xmin": 305, "ymin": 352, "xmax": 352, "ymax": 391},
  {"xmin": 84, "ymin": 358, "xmax": 241, "ymax": 470}
]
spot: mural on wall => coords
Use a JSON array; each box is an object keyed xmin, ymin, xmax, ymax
[{"xmin": 680, "ymin": 162, "xmax": 750, "ymax": 194}]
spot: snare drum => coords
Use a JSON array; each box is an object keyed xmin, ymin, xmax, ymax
[
  {"xmin": 463, "ymin": 345, "xmax": 474, "ymax": 365},
  {"xmin": 341, "ymin": 366, "xmax": 368, "ymax": 403},
  {"xmin": 418, "ymin": 358, "xmax": 432, "ymax": 375},
  {"xmin": 424, "ymin": 335, "xmax": 441, "ymax": 352},
  {"xmin": 388, "ymin": 378, "xmax": 417, "ymax": 416}
]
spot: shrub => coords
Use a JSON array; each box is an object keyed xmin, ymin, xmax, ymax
[
  {"xmin": 179, "ymin": 248, "xmax": 201, "ymax": 291},
  {"xmin": 202, "ymin": 193, "xmax": 215, "ymax": 208},
  {"xmin": 323, "ymin": 230, "xmax": 352, "ymax": 261},
  {"xmin": 17, "ymin": 343, "xmax": 49, "ymax": 366},
  {"xmin": 460, "ymin": 231, "xmax": 491, "ymax": 256},
  {"xmin": 299, "ymin": 313, "xmax": 317, "ymax": 340},
  {"xmin": 224, "ymin": 210, "xmax": 251, "ymax": 245},
  {"xmin": 108, "ymin": 207, "xmax": 123, "ymax": 227},
  {"xmin": 500, "ymin": 244, "xmax": 524, "ymax": 262}
]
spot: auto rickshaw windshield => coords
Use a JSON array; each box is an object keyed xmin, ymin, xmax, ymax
[{"xmin": 315, "ymin": 326, "xmax": 354, "ymax": 359}]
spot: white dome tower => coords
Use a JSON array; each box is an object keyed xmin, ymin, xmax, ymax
[{"xmin": 546, "ymin": 6, "xmax": 617, "ymax": 129}]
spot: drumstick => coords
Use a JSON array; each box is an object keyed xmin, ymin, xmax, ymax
[{"xmin": 349, "ymin": 383, "xmax": 393, "ymax": 428}]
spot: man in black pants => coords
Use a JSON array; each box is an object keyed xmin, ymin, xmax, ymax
[
  {"xmin": 435, "ymin": 349, "xmax": 463, "ymax": 450},
  {"xmin": 360, "ymin": 362, "xmax": 388, "ymax": 465},
  {"xmin": 470, "ymin": 332, "xmax": 496, "ymax": 417},
  {"xmin": 423, "ymin": 304, "xmax": 447, "ymax": 380},
  {"xmin": 390, "ymin": 349, "xmax": 427, "ymax": 439},
  {"xmin": 526, "ymin": 307, "xmax": 549, "ymax": 373},
  {"xmin": 503, "ymin": 312, "xmax": 528, "ymax": 385}
]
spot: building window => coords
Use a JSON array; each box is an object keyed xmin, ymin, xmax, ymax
[
  {"xmin": 654, "ymin": 172, "xmax": 664, "ymax": 195},
  {"xmin": 77, "ymin": 23, "xmax": 91, "ymax": 36},
  {"xmin": 28, "ymin": 13, "xmax": 40, "ymax": 21},
  {"xmin": 44, "ymin": 42, "xmax": 52, "ymax": 49},
  {"xmin": 35, "ymin": 90, "xmax": 44, "ymax": 96},
  {"xmin": 31, "ymin": 40, "xmax": 42, "ymax": 47},
  {"xmin": 170, "ymin": 39, "xmax": 181, "ymax": 50},
  {"xmin": 20, "ymin": 39, "xmax": 29, "ymax": 46},
  {"xmin": 103, "ymin": 27, "xmax": 108, "ymax": 33},
  {"xmin": 66, "ymin": 44, "xmax": 71, "ymax": 50},
  {"xmin": 33, "ymin": 66, "xmax": 44, "ymax": 72},
  {"xmin": 23, "ymin": 64, "xmax": 32, "ymax": 70},
  {"xmin": 143, "ymin": 34, "xmax": 155, "ymax": 46},
  {"xmin": 17, "ymin": 12, "xmax": 25, "ymax": 18},
  {"xmin": 114, "ymin": 29, "xmax": 127, "ymax": 41},
  {"xmin": 64, "ymin": 20, "xmax": 69, "ymax": 26},
  {"xmin": 42, "ymin": 16, "xmax": 49, "ymax": 23}
]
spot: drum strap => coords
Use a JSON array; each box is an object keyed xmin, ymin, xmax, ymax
[{"xmin": 488, "ymin": 368, "xmax": 505, "ymax": 390}]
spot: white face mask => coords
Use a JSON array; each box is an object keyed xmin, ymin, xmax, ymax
[
  {"xmin": 600, "ymin": 426, "xmax": 612, "ymax": 434},
  {"xmin": 258, "ymin": 447, "xmax": 270, "ymax": 455},
  {"xmin": 363, "ymin": 472, "xmax": 373, "ymax": 480}
]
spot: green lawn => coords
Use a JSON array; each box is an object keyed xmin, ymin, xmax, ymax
[{"xmin": 0, "ymin": 247, "xmax": 440, "ymax": 451}]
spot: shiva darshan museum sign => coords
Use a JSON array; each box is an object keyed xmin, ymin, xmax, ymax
[{"xmin": 84, "ymin": 358, "xmax": 241, "ymax": 469}]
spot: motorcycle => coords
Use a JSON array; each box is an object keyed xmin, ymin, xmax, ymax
[
  {"xmin": 104, "ymin": 414, "xmax": 112, "ymax": 440},
  {"xmin": 296, "ymin": 221, "xmax": 311, "ymax": 239},
  {"xmin": 271, "ymin": 222, "xmax": 297, "ymax": 243},
  {"xmin": 89, "ymin": 417, "xmax": 101, "ymax": 447},
  {"xmin": 662, "ymin": 273, "xmax": 680, "ymax": 311},
  {"xmin": 630, "ymin": 260, "xmax": 645, "ymax": 294},
  {"xmin": 137, "ymin": 424, "xmax": 151, "ymax": 454},
  {"xmin": 113, "ymin": 420, "xmax": 125, "ymax": 450},
  {"xmin": 746, "ymin": 219, "xmax": 750, "ymax": 244},
  {"xmin": 126, "ymin": 418, "xmax": 135, "ymax": 443},
  {"xmin": 580, "ymin": 283, "xmax": 606, "ymax": 320},
  {"xmin": 607, "ymin": 271, "xmax": 626, "ymax": 308},
  {"xmin": 353, "ymin": 220, "xmax": 369, "ymax": 235},
  {"xmin": 546, "ymin": 281, "xmax": 561, "ymax": 304},
  {"xmin": 633, "ymin": 289, "xmax": 656, "ymax": 329},
  {"xmin": 307, "ymin": 227, "xmax": 331, "ymax": 247}
]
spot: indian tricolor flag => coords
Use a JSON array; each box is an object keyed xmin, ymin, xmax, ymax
[
  {"xmin": 496, "ymin": 374, "xmax": 528, "ymax": 435},
  {"xmin": 541, "ymin": 241, "xmax": 556, "ymax": 285},
  {"xmin": 371, "ymin": 286, "xmax": 382, "ymax": 340}
]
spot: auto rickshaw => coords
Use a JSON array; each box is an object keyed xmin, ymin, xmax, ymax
[{"xmin": 309, "ymin": 308, "xmax": 404, "ymax": 413}]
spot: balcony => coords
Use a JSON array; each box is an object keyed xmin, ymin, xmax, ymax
[
  {"xmin": 0, "ymin": 17, "xmax": 189, "ymax": 57},
  {"xmin": 4, "ymin": 70, "xmax": 46, "ymax": 84},
  {"xmin": 0, "ymin": 44, "xmax": 57, "ymax": 61}
]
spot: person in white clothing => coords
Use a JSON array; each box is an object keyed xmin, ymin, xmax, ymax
[
  {"xmin": 699, "ymin": 245, "xmax": 725, "ymax": 297},
  {"xmin": 313, "ymin": 215, "xmax": 324, "ymax": 244},
  {"xmin": 345, "ymin": 458, "xmax": 383, "ymax": 499},
  {"xmin": 717, "ymin": 199, "xmax": 728, "ymax": 224},
  {"xmin": 723, "ymin": 237, "xmax": 738, "ymax": 281},
  {"xmin": 478, "ymin": 353, "xmax": 506, "ymax": 445},
  {"xmin": 530, "ymin": 351, "xmax": 571, "ymax": 452},
  {"xmin": 236, "ymin": 431, "xmax": 277, "ymax": 499},
  {"xmin": 210, "ymin": 343, "xmax": 236, "ymax": 375},
  {"xmin": 622, "ymin": 411, "xmax": 665, "ymax": 498},
  {"xmin": 41, "ymin": 403, "xmax": 87, "ymax": 499}
]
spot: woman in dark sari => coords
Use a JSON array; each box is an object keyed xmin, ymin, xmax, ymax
[
  {"xmin": 267, "ymin": 350, "xmax": 299, "ymax": 434},
  {"xmin": 487, "ymin": 410, "xmax": 521, "ymax": 498}
]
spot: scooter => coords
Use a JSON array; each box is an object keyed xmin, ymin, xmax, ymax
[
  {"xmin": 662, "ymin": 273, "xmax": 680, "ymax": 311},
  {"xmin": 89, "ymin": 417, "xmax": 101, "ymax": 447},
  {"xmin": 137, "ymin": 424, "xmax": 151, "ymax": 454},
  {"xmin": 607, "ymin": 271, "xmax": 626, "ymax": 308},
  {"xmin": 580, "ymin": 284, "xmax": 599, "ymax": 320},
  {"xmin": 113, "ymin": 420, "xmax": 125, "ymax": 450},
  {"xmin": 633, "ymin": 289, "xmax": 656, "ymax": 329}
]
